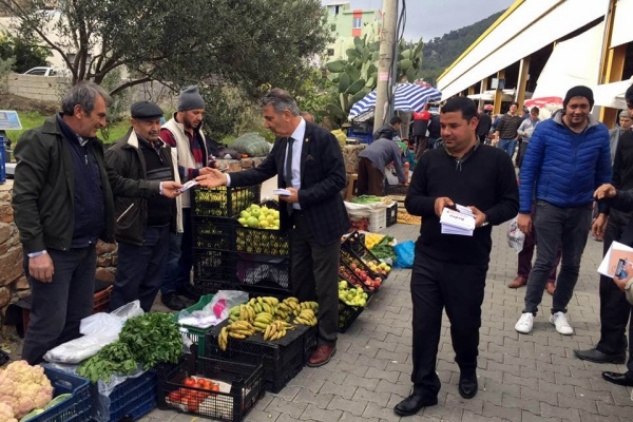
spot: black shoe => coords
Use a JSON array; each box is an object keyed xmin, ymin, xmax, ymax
[
  {"xmin": 602, "ymin": 371, "xmax": 633, "ymax": 387},
  {"xmin": 458, "ymin": 375, "xmax": 478, "ymax": 399},
  {"xmin": 161, "ymin": 293, "xmax": 188, "ymax": 311},
  {"xmin": 574, "ymin": 348, "xmax": 626, "ymax": 364},
  {"xmin": 394, "ymin": 391, "xmax": 438, "ymax": 416},
  {"xmin": 176, "ymin": 287, "xmax": 201, "ymax": 302}
]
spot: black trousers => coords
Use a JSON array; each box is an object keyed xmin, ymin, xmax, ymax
[
  {"xmin": 410, "ymin": 252, "xmax": 487, "ymax": 397},
  {"xmin": 22, "ymin": 246, "xmax": 96, "ymax": 364},
  {"xmin": 290, "ymin": 212, "xmax": 340, "ymax": 345},
  {"xmin": 598, "ymin": 212, "xmax": 633, "ymax": 367}
]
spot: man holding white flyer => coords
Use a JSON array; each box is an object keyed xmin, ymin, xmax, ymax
[{"xmin": 396, "ymin": 97, "xmax": 518, "ymax": 416}]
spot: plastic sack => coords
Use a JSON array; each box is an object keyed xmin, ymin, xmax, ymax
[
  {"xmin": 507, "ymin": 216, "xmax": 525, "ymax": 253},
  {"xmin": 44, "ymin": 300, "xmax": 144, "ymax": 364},
  {"xmin": 229, "ymin": 132, "xmax": 271, "ymax": 157},
  {"xmin": 394, "ymin": 240, "xmax": 415, "ymax": 268},
  {"xmin": 177, "ymin": 290, "xmax": 248, "ymax": 329}
]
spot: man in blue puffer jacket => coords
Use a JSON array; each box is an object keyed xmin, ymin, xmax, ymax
[{"xmin": 514, "ymin": 85, "xmax": 611, "ymax": 336}]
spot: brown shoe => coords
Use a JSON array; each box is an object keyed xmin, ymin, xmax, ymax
[
  {"xmin": 307, "ymin": 344, "xmax": 336, "ymax": 367},
  {"xmin": 546, "ymin": 281, "xmax": 556, "ymax": 295},
  {"xmin": 508, "ymin": 276, "xmax": 527, "ymax": 288}
]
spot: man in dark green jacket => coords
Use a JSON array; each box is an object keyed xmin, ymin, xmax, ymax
[{"xmin": 12, "ymin": 82, "xmax": 180, "ymax": 364}]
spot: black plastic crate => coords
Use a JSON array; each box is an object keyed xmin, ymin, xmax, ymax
[
  {"xmin": 207, "ymin": 321, "xmax": 308, "ymax": 393},
  {"xmin": 303, "ymin": 326, "xmax": 318, "ymax": 364},
  {"xmin": 157, "ymin": 353, "xmax": 264, "ymax": 422},
  {"xmin": 193, "ymin": 217, "xmax": 236, "ymax": 251},
  {"xmin": 193, "ymin": 248, "xmax": 237, "ymax": 283},
  {"xmin": 338, "ymin": 259, "xmax": 377, "ymax": 294},
  {"xmin": 235, "ymin": 226, "xmax": 289, "ymax": 256},
  {"xmin": 342, "ymin": 232, "xmax": 388, "ymax": 280},
  {"xmin": 236, "ymin": 254, "xmax": 292, "ymax": 295},
  {"xmin": 386, "ymin": 202, "xmax": 398, "ymax": 227},
  {"xmin": 338, "ymin": 300, "xmax": 364, "ymax": 333},
  {"xmin": 192, "ymin": 185, "xmax": 260, "ymax": 218},
  {"xmin": 91, "ymin": 370, "xmax": 157, "ymax": 422}
]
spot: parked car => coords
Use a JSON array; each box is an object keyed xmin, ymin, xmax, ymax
[{"xmin": 22, "ymin": 66, "xmax": 58, "ymax": 76}]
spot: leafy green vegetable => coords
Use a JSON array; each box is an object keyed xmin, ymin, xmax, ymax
[
  {"xmin": 370, "ymin": 236, "xmax": 396, "ymax": 261},
  {"xmin": 350, "ymin": 195, "xmax": 383, "ymax": 204},
  {"xmin": 118, "ymin": 313, "xmax": 183, "ymax": 369},
  {"xmin": 77, "ymin": 342, "xmax": 137, "ymax": 383}
]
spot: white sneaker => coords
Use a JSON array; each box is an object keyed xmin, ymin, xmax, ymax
[
  {"xmin": 550, "ymin": 312, "xmax": 574, "ymax": 335},
  {"xmin": 515, "ymin": 312, "xmax": 534, "ymax": 334}
]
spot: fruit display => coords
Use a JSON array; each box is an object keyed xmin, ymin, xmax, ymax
[
  {"xmin": 237, "ymin": 204, "xmax": 280, "ymax": 230},
  {"xmin": 235, "ymin": 207, "xmax": 289, "ymax": 255},
  {"xmin": 364, "ymin": 233, "xmax": 385, "ymax": 250},
  {"xmin": 366, "ymin": 260, "xmax": 391, "ymax": 277},
  {"xmin": 338, "ymin": 281, "xmax": 368, "ymax": 307},
  {"xmin": 166, "ymin": 376, "xmax": 220, "ymax": 414},
  {"xmin": 339, "ymin": 263, "xmax": 378, "ymax": 292},
  {"xmin": 219, "ymin": 296, "xmax": 319, "ymax": 350},
  {"xmin": 194, "ymin": 186, "xmax": 258, "ymax": 217}
]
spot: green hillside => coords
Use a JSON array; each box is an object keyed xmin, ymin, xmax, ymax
[{"xmin": 420, "ymin": 11, "xmax": 504, "ymax": 85}]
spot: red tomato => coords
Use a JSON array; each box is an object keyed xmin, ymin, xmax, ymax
[
  {"xmin": 183, "ymin": 377, "xmax": 196, "ymax": 387},
  {"xmin": 168, "ymin": 390, "xmax": 182, "ymax": 402},
  {"xmin": 188, "ymin": 398, "xmax": 201, "ymax": 412}
]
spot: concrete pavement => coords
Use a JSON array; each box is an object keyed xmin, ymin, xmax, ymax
[{"xmin": 143, "ymin": 221, "xmax": 633, "ymax": 422}]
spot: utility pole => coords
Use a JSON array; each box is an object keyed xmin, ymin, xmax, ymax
[{"xmin": 373, "ymin": 0, "xmax": 399, "ymax": 133}]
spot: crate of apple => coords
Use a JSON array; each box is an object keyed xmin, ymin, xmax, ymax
[
  {"xmin": 339, "ymin": 264, "xmax": 374, "ymax": 292},
  {"xmin": 349, "ymin": 262, "xmax": 382, "ymax": 290}
]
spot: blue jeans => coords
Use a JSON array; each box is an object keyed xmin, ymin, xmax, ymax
[
  {"xmin": 22, "ymin": 245, "xmax": 96, "ymax": 364},
  {"xmin": 498, "ymin": 138, "xmax": 517, "ymax": 157},
  {"xmin": 111, "ymin": 225, "xmax": 170, "ymax": 312},
  {"xmin": 523, "ymin": 201, "xmax": 592, "ymax": 315}
]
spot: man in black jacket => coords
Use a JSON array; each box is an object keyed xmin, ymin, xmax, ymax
[
  {"xmin": 575, "ymin": 84, "xmax": 633, "ymax": 378},
  {"xmin": 106, "ymin": 101, "xmax": 182, "ymax": 312},
  {"xmin": 12, "ymin": 83, "xmax": 181, "ymax": 364},
  {"xmin": 197, "ymin": 88, "xmax": 349, "ymax": 367},
  {"xmin": 395, "ymin": 97, "xmax": 518, "ymax": 416}
]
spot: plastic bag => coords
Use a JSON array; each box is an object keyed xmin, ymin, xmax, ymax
[
  {"xmin": 177, "ymin": 290, "xmax": 248, "ymax": 328},
  {"xmin": 229, "ymin": 132, "xmax": 271, "ymax": 157},
  {"xmin": 44, "ymin": 300, "xmax": 144, "ymax": 364},
  {"xmin": 394, "ymin": 240, "xmax": 415, "ymax": 268},
  {"xmin": 507, "ymin": 216, "xmax": 525, "ymax": 253}
]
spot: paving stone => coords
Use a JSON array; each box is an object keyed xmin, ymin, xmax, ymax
[
  {"xmin": 293, "ymin": 387, "xmax": 334, "ymax": 409},
  {"xmin": 299, "ymin": 403, "xmax": 342, "ymax": 422},
  {"xmin": 482, "ymin": 401, "xmax": 522, "ymax": 420},
  {"xmin": 244, "ymin": 408, "xmax": 281, "ymax": 422},
  {"xmin": 327, "ymin": 395, "xmax": 369, "ymax": 416},
  {"xmin": 266, "ymin": 396, "xmax": 308, "ymax": 419},
  {"xmin": 520, "ymin": 411, "xmax": 562, "ymax": 422},
  {"xmin": 319, "ymin": 381, "xmax": 357, "ymax": 400}
]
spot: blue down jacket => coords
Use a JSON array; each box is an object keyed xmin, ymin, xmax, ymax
[{"xmin": 519, "ymin": 110, "xmax": 611, "ymax": 213}]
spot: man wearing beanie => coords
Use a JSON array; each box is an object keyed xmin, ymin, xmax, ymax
[
  {"xmin": 608, "ymin": 110, "xmax": 632, "ymax": 164},
  {"xmin": 160, "ymin": 86, "xmax": 213, "ymax": 310},
  {"xmin": 514, "ymin": 85, "xmax": 611, "ymax": 336},
  {"xmin": 106, "ymin": 100, "xmax": 182, "ymax": 312},
  {"xmin": 576, "ymin": 84, "xmax": 633, "ymax": 387}
]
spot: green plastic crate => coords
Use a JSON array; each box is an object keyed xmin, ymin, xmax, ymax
[{"xmin": 173, "ymin": 294, "xmax": 215, "ymax": 355}]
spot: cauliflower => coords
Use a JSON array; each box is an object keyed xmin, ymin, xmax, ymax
[
  {"xmin": 0, "ymin": 361, "xmax": 53, "ymax": 419},
  {"xmin": 0, "ymin": 402, "xmax": 17, "ymax": 422}
]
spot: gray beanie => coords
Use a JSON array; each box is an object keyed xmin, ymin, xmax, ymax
[{"xmin": 178, "ymin": 86, "xmax": 205, "ymax": 111}]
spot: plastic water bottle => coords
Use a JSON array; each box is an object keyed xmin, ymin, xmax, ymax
[{"xmin": 0, "ymin": 134, "xmax": 6, "ymax": 184}]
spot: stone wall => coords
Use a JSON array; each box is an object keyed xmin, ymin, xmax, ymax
[
  {"xmin": 0, "ymin": 180, "xmax": 118, "ymax": 334},
  {"xmin": 4, "ymin": 74, "xmax": 70, "ymax": 102}
]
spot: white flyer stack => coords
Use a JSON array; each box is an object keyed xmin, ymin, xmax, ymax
[{"xmin": 440, "ymin": 204, "xmax": 476, "ymax": 236}]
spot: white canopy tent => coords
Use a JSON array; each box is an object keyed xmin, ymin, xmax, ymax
[{"xmin": 592, "ymin": 77, "xmax": 633, "ymax": 110}]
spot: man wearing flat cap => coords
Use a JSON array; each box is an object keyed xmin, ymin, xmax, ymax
[
  {"xmin": 514, "ymin": 85, "xmax": 611, "ymax": 336},
  {"xmin": 106, "ymin": 100, "xmax": 183, "ymax": 312}
]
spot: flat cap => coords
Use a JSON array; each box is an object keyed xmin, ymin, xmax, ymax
[
  {"xmin": 619, "ymin": 110, "xmax": 630, "ymax": 119},
  {"xmin": 131, "ymin": 100, "xmax": 163, "ymax": 119}
]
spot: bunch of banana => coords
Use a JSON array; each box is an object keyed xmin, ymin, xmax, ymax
[
  {"xmin": 238, "ymin": 304, "xmax": 256, "ymax": 323},
  {"xmin": 217, "ymin": 320, "xmax": 257, "ymax": 351},
  {"xmin": 263, "ymin": 320, "xmax": 293, "ymax": 341},
  {"xmin": 282, "ymin": 297, "xmax": 301, "ymax": 316},
  {"xmin": 299, "ymin": 301, "xmax": 319, "ymax": 313},
  {"xmin": 253, "ymin": 312, "xmax": 274, "ymax": 331},
  {"xmin": 247, "ymin": 296, "xmax": 279, "ymax": 314},
  {"xmin": 293, "ymin": 309, "xmax": 318, "ymax": 326}
]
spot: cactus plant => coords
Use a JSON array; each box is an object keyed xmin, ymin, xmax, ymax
[{"xmin": 324, "ymin": 35, "xmax": 425, "ymax": 124}]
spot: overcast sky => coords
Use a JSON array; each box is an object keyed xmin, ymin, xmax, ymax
[{"xmin": 321, "ymin": 0, "xmax": 515, "ymax": 41}]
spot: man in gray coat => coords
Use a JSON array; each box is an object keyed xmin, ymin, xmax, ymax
[{"xmin": 357, "ymin": 138, "xmax": 406, "ymax": 196}]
